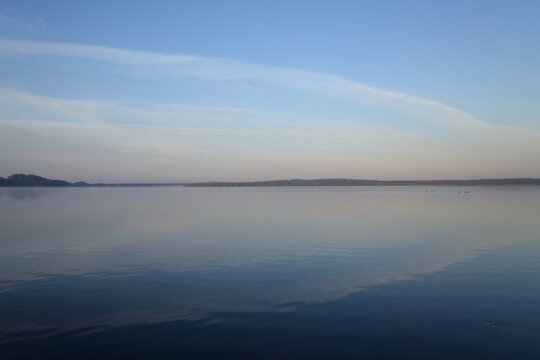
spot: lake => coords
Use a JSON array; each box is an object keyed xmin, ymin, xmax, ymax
[{"xmin": 1, "ymin": 186, "xmax": 540, "ymax": 359}]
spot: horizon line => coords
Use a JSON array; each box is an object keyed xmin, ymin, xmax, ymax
[{"xmin": 2, "ymin": 173, "xmax": 540, "ymax": 187}]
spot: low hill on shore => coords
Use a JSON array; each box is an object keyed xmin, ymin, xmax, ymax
[{"xmin": 0, "ymin": 174, "xmax": 71, "ymax": 186}]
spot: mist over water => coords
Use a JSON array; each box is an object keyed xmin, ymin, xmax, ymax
[{"xmin": 1, "ymin": 186, "xmax": 540, "ymax": 359}]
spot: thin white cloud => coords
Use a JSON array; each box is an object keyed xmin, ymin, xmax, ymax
[
  {"xmin": 0, "ymin": 12, "xmax": 50, "ymax": 35},
  {"xmin": 2, "ymin": 88, "xmax": 540, "ymax": 178},
  {"xmin": 0, "ymin": 89, "xmax": 417, "ymax": 145},
  {"xmin": 0, "ymin": 38, "xmax": 493, "ymax": 129}
]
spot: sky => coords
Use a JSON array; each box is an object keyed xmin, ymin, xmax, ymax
[{"xmin": 0, "ymin": 0, "xmax": 539, "ymax": 182}]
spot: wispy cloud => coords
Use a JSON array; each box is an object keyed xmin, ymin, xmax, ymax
[
  {"xmin": 0, "ymin": 89, "xmax": 417, "ymax": 145},
  {"xmin": 0, "ymin": 38, "xmax": 495, "ymax": 130},
  {"xmin": 2, "ymin": 37, "xmax": 538, "ymax": 142},
  {"xmin": 0, "ymin": 12, "xmax": 51, "ymax": 36},
  {"xmin": 2, "ymin": 87, "xmax": 540, "ymax": 180}
]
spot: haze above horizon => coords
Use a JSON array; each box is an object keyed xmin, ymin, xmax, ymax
[{"xmin": 1, "ymin": 1, "xmax": 539, "ymax": 183}]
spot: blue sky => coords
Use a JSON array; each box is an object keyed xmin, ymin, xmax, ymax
[{"xmin": 0, "ymin": 1, "xmax": 539, "ymax": 182}]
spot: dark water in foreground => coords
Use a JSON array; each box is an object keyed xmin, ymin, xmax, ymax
[{"xmin": 1, "ymin": 186, "xmax": 540, "ymax": 359}]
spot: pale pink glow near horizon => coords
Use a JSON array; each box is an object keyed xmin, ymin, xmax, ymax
[{"xmin": 1, "ymin": 40, "xmax": 539, "ymax": 182}]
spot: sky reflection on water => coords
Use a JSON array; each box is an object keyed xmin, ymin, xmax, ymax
[{"xmin": 1, "ymin": 186, "xmax": 540, "ymax": 358}]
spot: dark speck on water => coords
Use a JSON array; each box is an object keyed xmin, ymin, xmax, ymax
[{"xmin": 1, "ymin": 186, "xmax": 540, "ymax": 359}]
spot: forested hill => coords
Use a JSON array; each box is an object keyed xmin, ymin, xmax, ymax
[
  {"xmin": 0, "ymin": 174, "xmax": 71, "ymax": 186},
  {"xmin": 0, "ymin": 174, "xmax": 179, "ymax": 187}
]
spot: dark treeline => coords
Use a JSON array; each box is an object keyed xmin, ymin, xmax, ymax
[
  {"xmin": 185, "ymin": 178, "xmax": 540, "ymax": 187},
  {"xmin": 2, "ymin": 174, "xmax": 540, "ymax": 187},
  {"xmin": 0, "ymin": 174, "xmax": 183, "ymax": 187},
  {"xmin": 0, "ymin": 174, "xmax": 71, "ymax": 187}
]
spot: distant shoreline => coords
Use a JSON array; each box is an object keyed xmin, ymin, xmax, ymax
[
  {"xmin": 2, "ymin": 174, "xmax": 540, "ymax": 187},
  {"xmin": 184, "ymin": 179, "xmax": 540, "ymax": 187}
]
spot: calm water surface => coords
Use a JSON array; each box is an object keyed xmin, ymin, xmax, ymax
[{"xmin": 1, "ymin": 186, "xmax": 540, "ymax": 359}]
